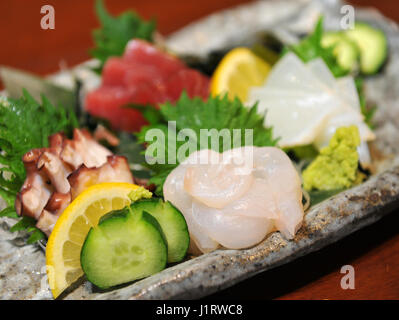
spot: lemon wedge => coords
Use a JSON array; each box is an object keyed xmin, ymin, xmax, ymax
[
  {"xmin": 211, "ymin": 47, "xmax": 271, "ymax": 102},
  {"xmin": 46, "ymin": 183, "xmax": 152, "ymax": 298}
]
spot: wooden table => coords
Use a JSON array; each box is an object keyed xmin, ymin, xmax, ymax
[{"xmin": 1, "ymin": 0, "xmax": 398, "ymax": 300}]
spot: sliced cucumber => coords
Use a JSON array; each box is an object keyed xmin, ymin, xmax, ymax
[
  {"xmin": 345, "ymin": 22, "xmax": 387, "ymax": 75},
  {"xmin": 81, "ymin": 209, "xmax": 167, "ymax": 289},
  {"xmin": 321, "ymin": 32, "xmax": 360, "ymax": 72},
  {"xmin": 129, "ymin": 199, "xmax": 189, "ymax": 263}
]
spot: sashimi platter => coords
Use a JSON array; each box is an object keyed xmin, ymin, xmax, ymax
[{"xmin": 1, "ymin": 0, "xmax": 399, "ymax": 299}]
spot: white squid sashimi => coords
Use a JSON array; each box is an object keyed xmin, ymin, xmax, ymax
[
  {"xmin": 336, "ymin": 76, "xmax": 361, "ymax": 110},
  {"xmin": 308, "ymin": 60, "xmax": 362, "ymax": 115},
  {"xmin": 314, "ymin": 105, "xmax": 375, "ymax": 149},
  {"xmin": 307, "ymin": 63, "xmax": 374, "ymax": 168},
  {"xmin": 306, "ymin": 62, "xmax": 375, "ymax": 148},
  {"xmin": 307, "ymin": 59, "xmax": 359, "ymax": 109},
  {"xmin": 335, "ymin": 76, "xmax": 373, "ymax": 169},
  {"xmin": 248, "ymin": 54, "xmax": 340, "ymax": 147},
  {"xmin": 264, "ymin": 52, "xmax": 326, "ymax": 93},
  {"xmin": 357, "ymin": 141, "xmax": 372, "ymax": 170},
  {"xmin": 307, "ymin": 57, "xmax": 376, "ymax": 149},
  {"xmin": 248, "ymin": 52, "xmax": 375, "ymax": 152},
  {"xmin": 307, "ymin": 58, "xmax": 336, "ymax": 89},
  {"xmin": 250, "ymin": 90, "xmax": 335, "ymax": 147}
]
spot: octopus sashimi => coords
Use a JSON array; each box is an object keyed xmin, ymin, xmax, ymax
[
  {"xmin": 163, "ymin": 147, "xmax": 304, "ymax": 253},
  {"xmin": 15, "ymin": 129, "xmax": 134, "ymax": 236}
]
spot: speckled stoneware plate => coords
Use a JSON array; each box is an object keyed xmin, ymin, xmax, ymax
[{"xmin": 1, "ymin": 0, "xmax": 399, "ymax": 300}]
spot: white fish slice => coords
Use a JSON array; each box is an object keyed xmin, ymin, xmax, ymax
[
  {"xmin": 248, "ymin": 52, "xmax": 375, "ymax": 149},
  {"xmin": 263, "ymin": 53, "xmax": 327, "ymax": 93},
  {"xmin": 251, "ymin": 92, "xmax": 335, "ymax": 147},
  {"xmin": 307, "ymin": 58, "xmax": 337, "ymax": 88},
  {"xmin": 336, "ymin": 76, "xmax": 361, "ymax": 111}
]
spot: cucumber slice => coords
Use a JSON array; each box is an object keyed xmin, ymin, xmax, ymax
[
  {"xmin": 129, "ymin": 199, "xmax": 189, "ymax": 263},
  {"xmin": 345, "ymin": 22, "xmax": 387, "ymax": 75},
  {"xmin": 81, "ymin": 210, "xmax": 167, "ymax": 289},
  {"xmin": 321, "ymin": 32, "xmax": 360, "ymax": 72}
]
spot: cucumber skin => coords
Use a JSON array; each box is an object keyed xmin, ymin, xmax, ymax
[
  {"xmin": 345, "ymin": 22, "xmax": 388, "ymax": 75},
  {"xmin": 321, "ymin": 32, "xmax": 360, "ymax": 72},
  {"xmin": 99, "ymin": 199, "xmax": 190, "ymax": 263},
  {"xmin": 99, "ymin": 207, "xmax": 127, "ymax": 223},
  {"xmin": 129, "ymin": 198, "xmax": 190, "ymax": 263},
  {"xmin": 80, "ymin": 211, "xmax": 167, "ymax": 289},
  {"xmin": 142, "ymin": 210, "xmax": 168, "ymax": 246},
  {"xmin": 161, "ymin": 200, "xmax": 190, "ymax": 263}
]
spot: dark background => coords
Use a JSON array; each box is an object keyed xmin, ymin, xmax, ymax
[{"xmin": 0, "ymin": 0, "xmax": 398, "ymax": 299}]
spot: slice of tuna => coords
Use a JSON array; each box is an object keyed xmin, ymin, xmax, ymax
[
  {"xmin": 123, "ymin": 40, "xmax": 186, "ymax": 77},
  {"xmin": 85, "ymin": 40, "xmax": 210, "ymax": 132},
  {"xmin": 85, "ymin": 86, "xmax": 148, "ymax": 132},
  {"xmin": 166, "ymin": 69, "xmax": 210, "ymax": 101}
]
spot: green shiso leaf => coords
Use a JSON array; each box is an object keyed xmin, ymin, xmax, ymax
[
  {"xmin": 91, "ymin": 0, "xmax": 156, "ymax": 72},
  {"xmin": 285, "ymin": 16, "xmax": 349, "ymax": 78},
  {"xmin": 0, "ymin": 90, "xmax": 77, "ymax": 243},
  {"xmin": 137, "ymin": 92, "xmax": 277, "ymax": 195}
]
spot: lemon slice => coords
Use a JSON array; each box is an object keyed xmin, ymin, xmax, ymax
[
  {"xmin": 46, "ymin": 183, "xmax": 151, "ymax": 298},
  {"xmin": 211, "ymin": 47, "xmax": 271, "ymax": 102}
]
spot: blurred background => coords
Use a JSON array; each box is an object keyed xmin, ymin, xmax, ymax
[{"xmin": 0, "ymin": 0, "xmax": 398, "ymax": 77}]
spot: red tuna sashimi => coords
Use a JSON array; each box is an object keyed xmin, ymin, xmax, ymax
[
  {"xmin": 101, "ymin": 58, "xmax": 130, "ymax": 86},
  {"xmin": 165, "ymin": 69, "xmax": 211, "ymax": 101},
  {"xmin": 123, "ymin": 40, "xmax": 186, "ymax": 77},
  {"xmin": 128, "ymin": 82, "xmax": 168, "ymax": 106},
  {"xmin": 85, "ymin": 40, "xmax": 210, "ymax": 132},
  {"xmin": 85, "ymin": 86, "xmax": 149, "ymax": 132},
  {"xmin": 103, "ymin": 58, "xmax": 164, "ymax": 87}
]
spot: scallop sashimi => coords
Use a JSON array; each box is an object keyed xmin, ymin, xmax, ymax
[
  {"xmin": 85, "ymin": 40, "xmax": 210, "ymax": 132},
  {"xmin": 163, "ymin": 147, "xmax": 304, "ymax": 253},
  {"xmin": 163, "ymin": 160, "xmax": 220, "ymax": 253}
]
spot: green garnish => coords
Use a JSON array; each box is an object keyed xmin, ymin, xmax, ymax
[
  {"xmin": 91, "ymin": 0, "xmax": 156, "ymax": 72},
  {"xmin": 9, "ymin": 216, "xmax": 47, "ymax": 244},
  {"xmin": 308, "ymin": 189, "xmax": 345, "ymax": 206},
  {"xmin": 303, "ymin": 126, "xmax": 362, "ymax": 191},
  {"xmin": 0, "ymin": 90, "xmax": 77, "ymax": 242},
  {"xmin": 289, "ymin": 144, "xmax": 319, "ymax": 161},
  {"xmin": 286, "ymin": 16, "xmax": 376, "ymax": 128},
  {"xmin": 285, "ymin": 16, "xmax": 349, "ymax": 78},
  {"xmin": 137, "ymin": 93, "xmax": 277, "ymax": 194},
  {"xmin": 355, "ymin": 77, "xmax": 376, "ymax": 129}
]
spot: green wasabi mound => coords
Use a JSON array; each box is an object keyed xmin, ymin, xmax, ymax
[{"xmin": 303, "ymin": 126, "xmax": 363, "ymax": 191}]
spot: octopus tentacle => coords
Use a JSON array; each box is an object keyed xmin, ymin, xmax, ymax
[{"xmin": 16, "ymin": 129, "xmax": 134, "ymax": 236}]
